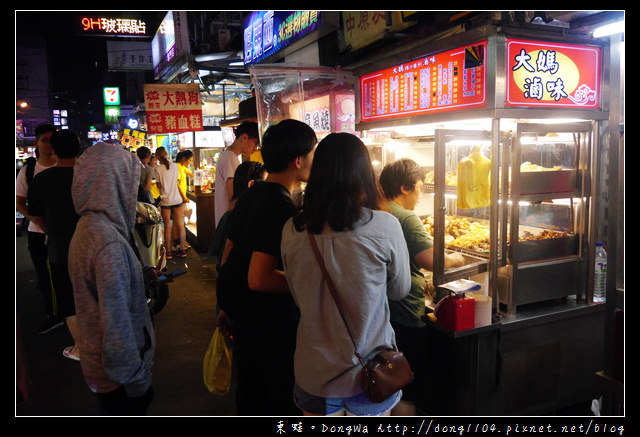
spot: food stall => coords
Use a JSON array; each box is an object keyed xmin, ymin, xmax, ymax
[
  {"xmin": 351, "ymin": 24, "xmax": 612, "ymax": 415},
  {"xmin": 178, "ymin": 128, "xmax": 226, "ymax": 251}
]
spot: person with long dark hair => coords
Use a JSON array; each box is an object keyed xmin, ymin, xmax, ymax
[{"xmin": 281, "ymin": 133, "xmax": 411, "ymax": 416}]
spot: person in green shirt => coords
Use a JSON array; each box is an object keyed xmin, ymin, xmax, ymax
[{"xmin": 379, "ymin": 158, "xmax": 464, "ymax": 416}]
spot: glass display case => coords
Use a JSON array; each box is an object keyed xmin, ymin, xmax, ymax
[
  {"xmin": 498, "ymin": 121, "xmax": 593, "ymax": 314},
  {"xmin": 361, "ymin": 120, "xmax": 594, "ymax": 314},
  {"xmin": 361, "ymin": 122, "xmax": 504, "ymax": 307}
]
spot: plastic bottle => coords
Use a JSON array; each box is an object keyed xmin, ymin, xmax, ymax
[{"xmin": 593, "ymin": 242, "xmax": 607, "ymax": 303}]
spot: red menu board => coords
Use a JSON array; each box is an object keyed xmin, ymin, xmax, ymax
[
  {"xmin": 144, "ymin": 83, "xmax": 204, "ymax": 134},
  {"xmin": 506, "ymin": 38, "xmax": 601, "ymax": 108},
  {"xmin": 360, "ymin": 41, "xmax": 487, "ymax": 122}
]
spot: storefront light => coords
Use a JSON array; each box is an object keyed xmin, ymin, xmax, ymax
[{"xmin": 593, "ymin": 20, "xmax": 624, "ymax": 38}]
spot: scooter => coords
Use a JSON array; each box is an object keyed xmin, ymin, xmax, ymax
[{"xmin": 133, "ymin": 201, "xmax": 186, "ymax": 315}]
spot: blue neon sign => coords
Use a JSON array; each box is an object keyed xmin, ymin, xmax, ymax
[{"xmin": 243, "ymin": 11, "xmax": 322, "ymax": 65}]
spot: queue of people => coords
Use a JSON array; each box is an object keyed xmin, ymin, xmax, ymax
[
  {"xmin": 214, "ymin": 121, "xmax": 457, "ymax": 417},
  {"xmin": 18, "ymin": 119, "xmax": 458, "ymax": 417}
]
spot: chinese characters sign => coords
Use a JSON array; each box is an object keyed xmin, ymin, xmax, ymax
[
  {"xmin": 118, "ymin": 128, "xmax": 148, "ymax": 149},
  {"xmin": 289, "ymin": 92, "xmax": 356, "ymax": 135},
  {"xmin": 243, "ymin": 11, "xmax": 321, "ymax": 65},
  {"xmin": 80, "ymin": 16, "xmax": 147, "ymax": 36},
  {"xmin": 506, "ymin": 39, "xmax": 601, "ymax": 108},
  {"xmin": 342, "ymin": 12, "xmax": 414, "ymax": 52},
  {"xmin": 144, "ymin": 84, "xmax": 203, "ymax": 134},
  {"xmin": 360, "ymin": 41, "xmax": 487, "ymax": 122},
  {"xmin": 342, "ymin": 11, "xmax": 388, "ymax": 51}
]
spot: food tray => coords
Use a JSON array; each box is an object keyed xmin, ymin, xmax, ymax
[
  {"xmin": 519, "ymin": 169, "xmax": 578, "ymax": 194},
  {"xmin": 448, "ymin": 246, "xmax": 490, "ymax": 259},
  {"xmin": 508, "ymin": 235, "xmax": 578, "ymax": 263}
]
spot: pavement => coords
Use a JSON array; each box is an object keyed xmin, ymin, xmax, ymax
[
  {"xmin": 14, "ymin": 228, "xmax": 598, "ymax": 422},
  {"xmin": 15, "ymin": 230, "xmax": 238, "ymax": 417}
]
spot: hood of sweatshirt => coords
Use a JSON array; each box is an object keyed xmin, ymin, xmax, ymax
[{"xmin": 72, "ymin": 142, "xmax": 141, "ymax": 239}]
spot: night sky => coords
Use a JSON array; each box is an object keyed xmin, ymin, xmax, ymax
[
  {"xmin": 16, "ymin": 11, "xmax": 168, "ymax": 132},
  {"xmin": 17, "ymin": 11, "xmax": 166, "ymax": 84}
]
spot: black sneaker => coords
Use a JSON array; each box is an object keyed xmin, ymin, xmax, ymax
[{"xmin": 37, "ymin": 317, "xmax": 64, "ymax": 335}]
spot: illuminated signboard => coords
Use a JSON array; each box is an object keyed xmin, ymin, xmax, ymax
[
  {"xmin": 195, "ymin": 130, "xmax": 225, "ymax": 148},
  {"xmin": 360, "ymin": 41, "xmax": 487, "ymax": 122},
  {"xmin": 105, "ymin": 106, "xmax": 121, "ymax": 124},
  {"xmin": 506, "ymin": 39, "xmax": 601, "ymax": 108},
  {"xmin": 144, "ymin": 83, "xmax": 203, "ymax": 134},
  {"xmin": 118, "ymin": 128, "xmax": 148, "ymax": 148},
  {"xmin": 103, "ymin": 87, "xmax": 121, "ymax": 105},
  {"xmin": 152, "ymin": 11, "xmax": 190, "ymax": 79},
  {"xmin": 80, "ymin": 16, "xmax": 147, "ymax": 36},
  {"xmin": 243, "ymin": 11, "xmax": 321, "ymax": 65}
]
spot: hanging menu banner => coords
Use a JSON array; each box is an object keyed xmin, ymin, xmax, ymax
[
  {"xmin": 506, "ymin": 38, "xmax": 601, "ymax": 108},
  {"xmin": 360, "ymin": 40, "xmax": 487, "ymax": 122}
]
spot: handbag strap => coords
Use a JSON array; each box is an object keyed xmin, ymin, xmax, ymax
[{"xmin": 308, "ymin": 232, "xmax": 367, "ymax": 369}]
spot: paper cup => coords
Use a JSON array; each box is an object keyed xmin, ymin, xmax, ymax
[{"xmin": 473, "ymin": 294, "xmax": 492, "ymax": 327}]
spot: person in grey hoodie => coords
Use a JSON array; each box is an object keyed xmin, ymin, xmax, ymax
[{"xmin": 68, "ymin": 141, "xmax": 155, "ymax": 415}]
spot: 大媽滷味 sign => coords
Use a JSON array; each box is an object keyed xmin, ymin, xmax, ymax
[
  {"xmin": 506, "ymin": 39, "xmax": 601, "ymax": 108},
  {"xmin": 144, "ymin": 84, "xmax": 203, "ymax": 134}
]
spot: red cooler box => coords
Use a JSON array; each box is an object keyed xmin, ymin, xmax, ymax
[{"xmin": 434, "ymin": 293, "xmax": 475, "ymax": 331}]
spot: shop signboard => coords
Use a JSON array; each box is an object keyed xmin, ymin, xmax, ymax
[
  {"xmin": 105, "ymin": 106, "xmax": 121, "ymax": 124},
  {"xmin": 152, "ymin": 11, "xmax": 190, "ymax": 79},
  {"xmin": 243, "ymin": 11, "xmax": 322, "ymax": 65},
  {"xmin": 107, "ymin": 41, "xmax": 153, "ymax": 71},
  {"xmin": 195, "ymin": 130, "xmax": 225, "ymax": 148},
  {"xmin": 144, "ymin": 83, "xmax": 203, "ymax": 134},
  {"xmin": 104, "ymin": 87, "xmax": 120, "ymax": 105},
  {"xmin": 118, "ymin": 128, "xmax": 147, "ymax": 149},
  {"xmin": 79, "ymin": 15, "xmax": 148, "ymax": 37},
  {"xmin": 289, "ymin": 92, "xmax": 356, "ymax": 136},
  {"xmin": 506, "ymin": 38, "xmax": 601, "ymax": 108},
  {"xmin": 360, "ymin": 41, "xmax": 487, "ymax": 122},
  {"xmin": 342, "ymin": 11, "xmax": 415, "ymax": 52},
  {"xmin": 342, "ymin": 11, "xmax": 388, "ymax": 51}
]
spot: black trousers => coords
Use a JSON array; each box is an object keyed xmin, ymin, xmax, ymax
[
  {"xmin": 391, "ymin": 321, "xmax": 430, "ymax": 403},
  {"xmin": 96, "ymin": 385, "xmax": 154, "ymax": 416},
  {"xmin": 233, "ymin": 332, "xmax": 300, "ymax": 416},
  {"xmin": 27, "ymin": 231, "xmax": 57, "ymax": 318}
]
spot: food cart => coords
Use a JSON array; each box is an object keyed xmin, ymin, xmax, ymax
[
  {"xmin": 350, "ymin": 24, "xmax": 612, "ymax": 415},
  {"xmin": 177, "ymin": 128, "xmax": 226, "ymax": 251}
]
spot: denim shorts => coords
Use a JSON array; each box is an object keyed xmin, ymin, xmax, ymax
[{"xmin": 293, "ymin": 384, "xmax": 401, "ymax": 416}]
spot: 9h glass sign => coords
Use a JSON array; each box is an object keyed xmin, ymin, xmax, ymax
[{"xmin": 80, "ymin": 16, "xmax": 148, "ymax": 37}]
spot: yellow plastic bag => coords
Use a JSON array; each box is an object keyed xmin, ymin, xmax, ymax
[{"xmin": 203, "ymin": 327, "xmax": 233, "ymax": 395}]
